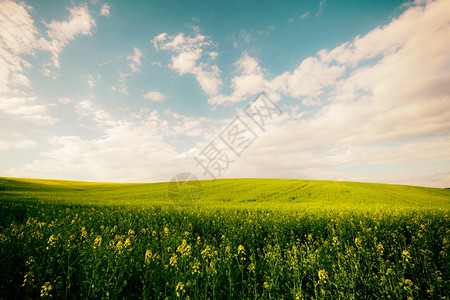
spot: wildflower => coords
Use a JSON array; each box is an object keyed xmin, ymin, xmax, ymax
[
  {"xmin": 81, "ymin": 227, "xmax": 87, "ymax": 239},
  {"xmin": 201, "ymin": 245, "xmax": 211, "ymax": 258},
  {"xmin": 0, "ymin": 233, "xmax": 7, "ymax": 243},
  {"xmin": 403, "ymin": 279, "xmax": 413, "ymax": 292},
  {"xmin": 40, "ymin": 282, "xmax": 52, "ymax": 297},
  {"xmin": 238, "ymin": 245, "xmax": 245, "ymax": 255},
  {"xmin": 170, "ymin": 255, "xmax": 178, "ymax": 267},
  {"xmin": 145, "ymin": 250, "xmax": 153, "ymax": 264},
  {"xmin": 263, "ymin": 281, "xmax": 270, "ymax": 289},
  {"xmin": 175, "ymin": 282, "xmax": 185, "ymax": 297},
  {"xmin": 94, "ymin": 236, "xmax": 102, "ymax": 248},
  {"xmin": 402, "ymin": 250, "xmax": 411, "ymax": 262},
  {"xmin": 128, "ymin": 229, "xmax": 135, "ymax": 236},
  {"xmin": 354, "ymin": 237, "xmax": 362, "ymax": 248},
  {"xmin": 124, "ymin": 238, "xmax": 131, "ymax": 248},
  {"xmin": 177, "ymin": 239, "xmax": 192, "ymax": 257},
  {"xmin": 47, "ymin": 234, "xmax": 57, "ymax": 247},
  {"xmin": 164, "ymin": 227, "xmax": 169, "ymax": 234},
  {"xmin": 318, "ymin": 270, "xmax": 328, "ymax": 283},
  {"xmin": 192, "ymin": 259, "xmax": 201, "ymax": 275},
  {"xmin": 332, "ymin": 236, "xmax": 339, "ymax": 246},
  {"xmin": 116, "ymin": 240, "xmax": 124, "ymax": 252},
  {"xmin": 377, "ymin": 243, "xmax": 384, "ymax": 255}
]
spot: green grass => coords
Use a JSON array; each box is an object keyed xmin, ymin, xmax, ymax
[
  {"xmin": 0, "ymin": 177, "xmax": 449, "ymax": 299},
  {"xmin": 1, "ymin": 177, "xmax": 448, "ymax": 211}
]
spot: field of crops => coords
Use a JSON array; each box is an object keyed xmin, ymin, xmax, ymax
[{"xmin": 0, "ymin": 177, "xmax": 449, "ymax": 299}]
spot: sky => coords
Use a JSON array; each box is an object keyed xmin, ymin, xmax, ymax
[{"xmin": 0, "ymin": 0, "xmax": 449, "ymax": 187}]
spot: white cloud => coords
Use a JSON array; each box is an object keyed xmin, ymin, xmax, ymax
[
  {"xmin": 8, "ymin": 102, "xmax": 214, "ymax": 182},
  {"xmin": 153, "ymin": 31, "xmax": 222, "ymax": 96},
  {"xmin": 0, "ymin": 0, "xmax": 37, "ymax": 94},
  {"xmin": 58, "ymin": 97, "xmax": 71, "ymax": 104},
  {"xmin": 0, "ymin": 134, "xmax": 37, "ymax": 150},
  {"xmin": 143, "ymin": 91, "xmax": 165, "ymax": 102},
  {"xmin": 0, "ymin": 96, "xmax": 59, "ymax": 124},
  {"xmin": 209, "ymin": 53, "xmax": 266, "ymax": 105},
  {"xmin": 127, "ymin": 47, "xmax": 143, "ymax": 73},
  {"xmin": 207, "ymin": 0, "xmax": 450, "ymax": 187},
  {"xmin": 100, "ymin": 3, "xmax": 111, "ymax": 16},
  {"xmin": 40, "ymin": 4, "xmax": 96, "ymax": 69},
  {"xmin": 316, "ymin": 0, "xmax": 326, "ymax": 17},
  {"xmin": 87, "ymin": 74, "xmax": 101, "ymax": 89},
  {"xmin": 208, "ymin": 52, "xmax": 218, "ymax": 60},
  {"xmin": 111, "ymin": 48, "xmax": 143, "ymax": 95},
  {"xmin": 300, "ymin": 12, "xmax": 310, "ymax": 20},
  {"xmin": 75, "ymin": 99, "xmax": 113, "ymax": 126},
  {"xmin": 240, "ymin": 29, "xmax": 252, "ymax": 43}
]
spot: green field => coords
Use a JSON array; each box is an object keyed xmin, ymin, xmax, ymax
[{"xmin": 0, "ymin": 177, "xmax": 449, "ymax": 299}]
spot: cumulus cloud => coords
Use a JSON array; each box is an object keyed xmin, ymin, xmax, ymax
[
  {"xmin": 100, "ymin": 3, "xmax": 110, "ymax": 16},
  {"xmin": 209, "ymin": 53, "xmax": 266, "ymax": 105},
  {"xmin": 0, "ymin": 96, "xmax": 59, "ymax": 124},
  {"xmin": 8, "ymin": 101, "xmax": 214, "ymax": 182},
  {"xmin": 0, "ymin": 0, "xmax": 37, "ymax": 94},
  {"xmin": 0, "ymin": 134, "xmax": 37, "ymax": 150},
  {"xmin": 207, "ymin": 0, "xmax": 450, "ymax": 187},
  {"xmin": 143, "ymin": 91, "xmax": 165, "ymax": 102},
  {"xmin": 0, "ymin": 1, "xmax": 94, "ymax": 124},
  {"xmin": 40, "ymin": 4, "xmax": 95, "ymax": 68},
  {"xmin": 87, "ymin": 74, "xmax": 101, "ymax": 89},
  {"xmin": 153, "ymin": 31, "xmax": 221, "ymax": 96}
]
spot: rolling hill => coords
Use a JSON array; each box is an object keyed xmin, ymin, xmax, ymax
[{"xmin": 1, "ymin": 177, "xmax": 448, "ymax": 211}]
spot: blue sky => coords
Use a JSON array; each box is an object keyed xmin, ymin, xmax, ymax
[{"xmin": 1, "ymin": 0, "xmax": 449, "ymax": 187}]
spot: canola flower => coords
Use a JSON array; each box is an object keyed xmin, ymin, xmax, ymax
[
  {"xmin": 40, "ymin": 282, "xmax": 52, "ymax": 297},
  {"xmin": 402, "ymin": 250, "xmax": 412, "ymax": 262},
  {"xmin": 0, "ymin": 190, "xmax": 448, "ymax": 299},
  {"xmin": 318, "ymin": 270, "xmax": 328, "ymax": 283}
]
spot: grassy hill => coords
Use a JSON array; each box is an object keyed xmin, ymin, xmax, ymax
[{"xmin": 0, "ymin": 177, "xmax": 449, "ymax": 211}]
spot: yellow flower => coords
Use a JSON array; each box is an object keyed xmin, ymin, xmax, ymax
[
  {"xmin": 354, "ymin": 237, "xmax": 362, "ymax": 248},
  {"xmin": 40, "ymin": 282, "xmax": 52, "ymax": 297},
  {"xmin": 238, "ymin": 245, "xmax": 245, "ymax": 255},
  {"xmin": 47, "ymin": 234, "xmax": 57, "ymax": 247},
  {"xmin": 116, "ymin": 240, "xmax": 124, "ymax": 252},
  {"xmin": 332, "ymin": 236, "xmax": 339, "ymax": 246},
  {"xmin": 175, "ymin": 281, "xmax": 185, "ymax": 297},
  {"xmin": 192, "ymin": 259, "xmax": 201, "ymax": 275},
  {"xmin": 377, "ymin": 243, "xmax": 384, "ymax": 255},
  {"xmin": 170, "ymin": 255, "xmax": 178, "ymax": 267},
  {"xmin": 128, "ymin": 229, "xmax": 135, "ymax": 236},
  {"xmin": 124, "ymin": 238, "xmax": 131, "ymax": 248},
  {"xmin": 81, "ymin": 227, "xmax": 87, "ymax": 239},
  {"xmin": 164, "ymin": 227, "xmax": 169, "ymax": 234},
  {"xmin": 402, "ymin": 250, "xmax": 412, "ymax": 262},
  {"xmin": 263, "ymin": 281, "xmax": 270, "ymax": 289},
  {"xmin": 177, "ymin": 239, "xmax": 192, "ymax": 257},
  {"xmin": 94, "ymin": 236, "xmax": 102, "ymax": 247},
  {"xmin": 318, "ymin": 270, "xmax": 328, "ymax": 283},
  {"xmin": 145, "ymin": 250, "xmax": 153, "ymax": 264}
]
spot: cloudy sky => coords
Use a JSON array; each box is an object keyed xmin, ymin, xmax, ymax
[{"xmin": 1, "ymin": 0, "xmax": 449, "ymax": 187}]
